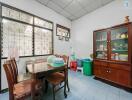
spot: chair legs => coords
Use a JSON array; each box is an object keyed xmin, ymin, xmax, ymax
[
  {"xmin": 64, "ymin": 81, "xmax": 67, "ymax": 98},
  {"xmin": 45, "ymin": 80, "xmax": 48, "ymax": 93},
  {"xmin": 52, "ymin": 85, "xmax": 55, "ymax": 100},
  {"xmin": 67, "ymin": 79, "xmax": 70, "ymax": 92},
  {"xmin": 51, "ymin": 83, "xmax": 67, "ymax": 100}
]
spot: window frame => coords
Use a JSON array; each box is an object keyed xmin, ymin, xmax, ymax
[{"xmin": 0, "ymin": 2, "xmax": 54, "ymax": 59}]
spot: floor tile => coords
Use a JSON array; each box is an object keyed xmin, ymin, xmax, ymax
[{"xmin": 0, "ymin": 70, "xmax": 132, "ymax": 100}]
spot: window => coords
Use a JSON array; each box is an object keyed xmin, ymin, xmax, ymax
[
  {"xmin": 34, "ymin": 17, "xmax": 53, "ymax": 29},
  {"xmin": 2, "ymin": 6, "xmax": 33, "ymax": 24},
  {"xmin": 34, "ymin": 27, "xmax": 52, "ymax": 55},
  {"xmin": 2, "ymin": 19, "xmax": 33, "ymax": 57},
  {"xmin": 34, "ymin": 17, "xmax": 53, "ymax": 55},
  {"xmin": 1, "ymin": 4, "xmax": 53, "ymax": 58}
]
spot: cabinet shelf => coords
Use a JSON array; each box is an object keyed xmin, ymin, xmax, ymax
[
  {"xmin": 96, "ymin": 40, "xmax": 107, "ymax": 42},
  {"xmin": 112, "ymin": 50, "xmax": 128, "ymax": 52},
  {"xmin": 96, "ymin": 57, "xmax": 107, "ymax": 59},
  {"xmin": 96, "ymin": 50, "xmax": 107, "ymax": 52},
  {"xmin": 111, "ymin": 38, "xmax": 128, "ymax": 41}
]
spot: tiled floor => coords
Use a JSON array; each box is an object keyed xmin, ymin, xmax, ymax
[{"xmin": 0, "ymin": 70, "xmax": 132, "ymax": 100}]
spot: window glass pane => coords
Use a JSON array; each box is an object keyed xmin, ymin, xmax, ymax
[
  {"xmin": 1, "ymin": 6, "xmax": 53, "ymax": 58},
  {"xmin": 111, "ymin": 27, "xmax": 128, "ymax": 61},
  {"xmin": 2, "ymin": 19, "xmax": 33, "ymax": 57},
  {"xmin": 34, "ymin": 17, "xmax": 53, "ymax": 29},
  {"xmin": 2, "ymin": 6, "xmax": 33, "ymax": 24},
  {"xmin": 34, "ymin": 27, "xmax": 52, "ymax": 55},
  {"xmin": 95, "ymin": 31, "xmax": 107, "ymax": 59}
]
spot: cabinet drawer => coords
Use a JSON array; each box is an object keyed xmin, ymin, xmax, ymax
[
  {"xmin": 101, "ymin": 67, "xmax": 109, "ymax": 79},
  {"xmin": 94, "ymin": 65, "xmax": 109, "ymax": 79},
  {"xmin": 108, "ymin": 68, "xmax": 118, "ymax": 83},
  {"xmin": 109, "ymin": 63, "xmax": 131, "ymax": 71},
  {"xmin": 117, "ymin": 70, "xmax": 131, "ymax": 87},
  {"xmin": 94, "ymin": 66, "xmax": 101, "ymax": 77},
  {"xmin": 94, "ymin": 61, "xmax": 108, "ymax": 67}
]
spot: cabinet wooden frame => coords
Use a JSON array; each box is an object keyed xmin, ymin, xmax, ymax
[
  {"xmin": 0, "ymin": 3, "xmax": 2, "ymax": 93},
  {"xmin": 93, "ymin": 22, "xmax": 132, "ymax": 88}
]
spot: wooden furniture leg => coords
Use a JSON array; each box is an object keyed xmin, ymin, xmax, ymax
[
  {"xmin": 45, "ymin": 80, "xmax": 48, "ymax": 93},
  {"xmin": 53, "ymin": 85, "xmax": 55, "ymax": 100},
  {"xmin": 67, "ymin": 79, "xmax": 70, "ymax": 92},
  {"xmin": 64, "ymin": 79, "xmax": 67, "ymax": 98}
]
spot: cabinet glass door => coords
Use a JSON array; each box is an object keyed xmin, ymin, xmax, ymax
[
  {"xmin": 95, "ymin": 31, "xmax": 108, "ymax": 59},
  {"xmin": 110, "ymin": 27, "xmax": 128, "ymax": 61}
]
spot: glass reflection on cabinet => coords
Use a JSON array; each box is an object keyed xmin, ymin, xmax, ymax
[
  {"xmin": 111, "ymin": 27, "xmax": 128, "ymax": 61},
  {"xmin": 95, "ymin": 31, "xmax": 107, "ymax": 59}
]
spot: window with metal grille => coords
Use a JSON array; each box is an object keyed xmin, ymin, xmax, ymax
[
  {"xmin": 34, "ymin": 27, "xmax": 52, "ymax": 55},
  {"xmin": 1, "ymin": 5, "xmax": 53, "ymax": 58}
]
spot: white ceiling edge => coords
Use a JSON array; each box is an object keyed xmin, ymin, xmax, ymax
[
  {"xmin": 71, "ymin": 0, "xmax": 115, "ymax": 21},
  {"xmin": 34, "ymin": 0, "xmax": 72, "ymax": 22},
  {"xmin": 36, "ymin": 0, "xmax": 114, "ymax": 21},
  {"xmin": 35, "ymin": 0, "xmax": 72, "ymax": 21}
]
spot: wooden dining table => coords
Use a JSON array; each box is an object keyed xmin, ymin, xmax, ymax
[{"xmin": 26, "ymin": 61, "xmax": 67, "ymax": 93}]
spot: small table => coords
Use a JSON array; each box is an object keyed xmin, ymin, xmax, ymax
[
  {"xmin": 27, "ymin": 62, "xmax": 66, "ymax": 77},
  {"xmin": 26, "ymin": 61, "xmax": 67, "ymax": 93}
]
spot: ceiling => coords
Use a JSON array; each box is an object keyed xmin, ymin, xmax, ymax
[{"xmin": 36, "ymin": 0, "xmax": 114, "ymax": 21}]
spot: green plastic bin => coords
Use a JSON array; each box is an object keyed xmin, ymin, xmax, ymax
[{"xmin": 82, "ymin": 59, "xmax": 93, "ymax": 76}]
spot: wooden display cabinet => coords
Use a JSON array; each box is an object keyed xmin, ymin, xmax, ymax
[{"xmin": 93, "ymin": 22, "xmax": 132, "ymax": 88}]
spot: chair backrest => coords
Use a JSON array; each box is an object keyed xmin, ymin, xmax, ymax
[
  {"xmin": 10, "ymin": 58, "xmax": 18, "ymax": 83},
  {"xmin": 61, "ymin": 55, "xmax": 69, "ymax": 67},
  {"xmin": 60, "ymin": 55, "xmax": 69, "ymax": 80},
  {"xmin": 3, "ymin": 62, "xmax": 16, "ymax": 100},
  {"xmin": 54, "ymin": 54, "xmax": 69, "ymax": 68}
]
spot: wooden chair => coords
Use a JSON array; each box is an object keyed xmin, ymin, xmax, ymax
[
  {"xmin": 3, "ymin": 61, "xmax": 42, "ymax": 100},
  {"xmin": 10, "ymin": 58, "xmax": 32, "ymax": 82},
  {"xmin": 46, "ymin": 66, "xmax": 67, "ymax": 100},
  {"xmin": 54, "ymin": 54, "xmax": 70, "ymax": 92},
  {"xmin": 45, "ymin": 55, "xmax": 69, "ymax": 100},
  {"xmin": 61, "ymin": 55, "xmax": 70, "ymax": 92}
]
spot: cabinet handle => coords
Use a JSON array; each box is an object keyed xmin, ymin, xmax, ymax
[
  {"xmin": 107, "ymin": 41, "xmax": 110, "ymax": 43},
  {"xmin": 109, "ymin": 70, "xmax": 111, "ymax": 73}
]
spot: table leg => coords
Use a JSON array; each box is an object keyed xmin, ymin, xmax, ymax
[
  {"xmin": 64, "ymin": 78, "xmax": 67, "ymax": 98},
  {"xmin": 45, "ymin": 80, "xmax": 48, "ymax": 93},
  {"xmin": 67, "ymin": 78, "xmax": 70, "ymax": 92}
]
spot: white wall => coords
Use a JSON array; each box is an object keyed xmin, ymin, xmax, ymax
[
  {"xmin": 1, "ymin": 0, "xmax": 132, "ymax": 90},
  {"xmin": 0, "ymin": 0, "xmax": 71, "ymax": 89},
  {"xmin": 71, "ymin": 0, "xmax": 132, "ymax": 58},
  {"xmin": 0, "ymin": 0, "xmax": 72, "ymax": 54}
]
